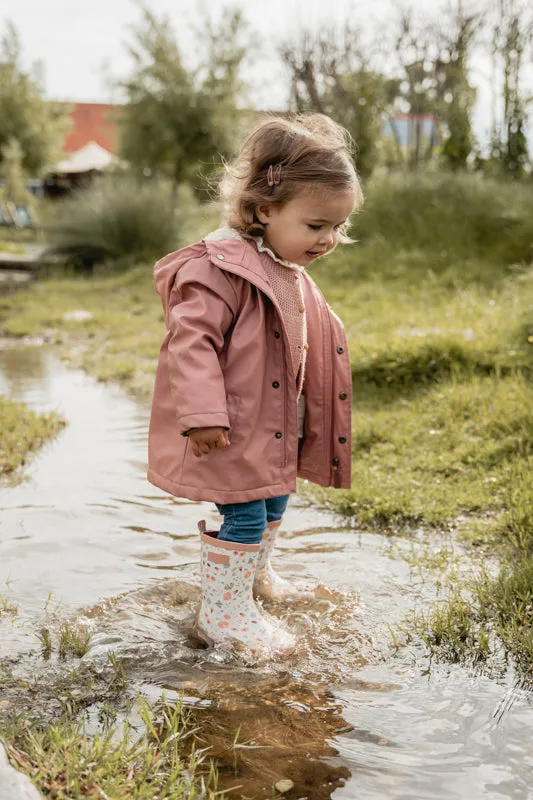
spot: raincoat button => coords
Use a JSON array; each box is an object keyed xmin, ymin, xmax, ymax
[
  {"xmin": 332, "ymin": 457, "xmax": 340, "ymax": 467},
  {"xmin": 275, "ymin": 431, "xmax": 282, "ymax": 439},
  {"xmin": 339, "ymin": 391, "xmax": 347, "ymax": 400},
  {"xmin": 299, "ymin": 306, "xmax": 305, "ymax": 313},
  {"xmin": 274, "ymin": 331, "xmax": 281, "ymax": 338},
  {"xmin": 216, "ymin": 253, "xmax": 225, "ymax": 260},
  {"xmin": 303, "ymin": 343, "xmax": 309, "ymax": 350},
  {"xmin": 336, "ymin": 345, "xmax": 344, "ymax": 354},
  {"xmin": 272, "ymin": 381, "xmax": 280, "ymax": 389},
  {"xmin": 338, "ymin": 436, "xmax": 347, "ymax": 443}
]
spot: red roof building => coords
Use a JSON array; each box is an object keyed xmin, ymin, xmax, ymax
[{"xmin": 62, "ymin": 103, "xmax": 120, "ymax": 154}]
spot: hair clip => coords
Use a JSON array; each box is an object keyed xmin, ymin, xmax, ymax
[{"xmin": 267, "ymin": 163, "xmax": 282, "ymax": 188}]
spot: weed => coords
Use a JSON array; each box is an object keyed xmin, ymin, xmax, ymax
[
  {"xmin": 0, "ymin": 593, "xmax": 18, "ymax": 618},
  {"xmin": 57, "ymin": 622, "xmax": 92, "ymax": 659}
]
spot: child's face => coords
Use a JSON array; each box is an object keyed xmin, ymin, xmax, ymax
[{"xmin": 256, "ymin": 187, "xmax": 358, "ymax": 267}]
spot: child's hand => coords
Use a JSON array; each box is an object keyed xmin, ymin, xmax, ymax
[{"xmin": 188, "ymin": 426, "xmax": 230, "ymax": 458}]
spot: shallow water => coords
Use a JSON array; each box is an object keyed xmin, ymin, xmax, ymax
[{"xmin": 1, "ymin": 342, "xmax": 532, "ymax": 799}]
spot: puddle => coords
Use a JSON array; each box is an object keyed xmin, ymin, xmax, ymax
[{"xmin": 1, "ymin": 343, "xmax": 532, "ymax": 799}]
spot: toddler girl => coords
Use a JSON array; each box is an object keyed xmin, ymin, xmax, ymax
[{"xmin": 148, "ymin": 114, "xmax": 363, "ymax": 656}]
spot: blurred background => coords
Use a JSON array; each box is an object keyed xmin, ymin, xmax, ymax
[{"xmin": 0, "ymin": 0, "xmax": 532, "ymax": 265}]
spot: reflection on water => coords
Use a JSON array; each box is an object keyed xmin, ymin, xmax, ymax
[{"xmin": 1, "ymin": 343, "xmax": 532, "ymax": 799}]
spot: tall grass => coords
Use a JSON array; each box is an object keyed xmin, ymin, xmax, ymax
[
  {"xmin": 351, "ymin": 171, "xmax": 533, "ymax": 275},
  {"xmin": 45, "ymin": 175, "xmax": 182, "ymax": 270}
]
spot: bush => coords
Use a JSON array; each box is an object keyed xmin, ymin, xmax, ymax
[
  {"xmin": 45, "ymin": 176, "xmax": 181, "ymax": 271},
  {"xmin": 353, "ymin": 171, "xmax": 533, "ymax": 268}
]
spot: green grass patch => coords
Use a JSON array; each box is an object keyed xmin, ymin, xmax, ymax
[
  {"xmin": 0, "ymin": 395, "xmax": 66, "ymax": 478},
  {"xmin": 0, "ymin": 655, "xmax": 219, "ymax": 800},
  {"xmin": 3, "ymin": 697, "xmax": 219, "ymax": 800}
]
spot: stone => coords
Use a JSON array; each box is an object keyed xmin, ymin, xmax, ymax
[
  {"xmin": 0, "ymin": 741, "xmax": 44, "ymax": 800},
  {"xmin": 274, "ymin": 779, "xmax": 295, "ymax": 793}
]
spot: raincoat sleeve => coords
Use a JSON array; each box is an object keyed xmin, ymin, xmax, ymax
[{"xmin": 166, "ymin": 257, "xmax": 239, "ymax": 436}]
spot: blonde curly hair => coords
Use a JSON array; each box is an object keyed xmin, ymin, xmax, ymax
[{"xmin": 219, "ymin": 113, "xmax": 363, "ymax": 242}]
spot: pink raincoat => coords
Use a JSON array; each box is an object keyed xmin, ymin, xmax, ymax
[{"xmin": 147, "ymin": 236, "xmax": 352, "ymax": 504}]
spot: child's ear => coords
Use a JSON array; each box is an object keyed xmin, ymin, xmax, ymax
[{"xmin": 255, "ymin": 204, "xmax": 272, "ymax": 225}]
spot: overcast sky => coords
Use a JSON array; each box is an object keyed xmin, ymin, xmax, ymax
[{"xmin": 2, "ymin": 0, "xmax": 533, "ymax": 150}]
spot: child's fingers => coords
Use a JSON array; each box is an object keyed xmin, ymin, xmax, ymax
[
  {"xmin": 216, "ymin": 431, "xmax": 230, "ymax": 448},
  {"xmin": 190, "ymin": 439, "xmax": 210, "ymax": 458},
  {"xmin": 189, "ymin": 428, "xmax": 229, "ymax": 457},
  {"xmin": 190, "ymin": 440, "xmax": 202, "ymax": 458}
]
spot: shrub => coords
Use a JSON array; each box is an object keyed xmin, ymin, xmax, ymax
[
  {"xmin": 352, "ymin": 171, "xmax": 533, "ymax": 267},
  {"xmin": 45, "ymin": 176, "xmax": 181, "ymax": 271}
]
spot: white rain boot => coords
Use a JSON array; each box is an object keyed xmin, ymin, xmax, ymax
[
  {"xmin": 195, "ymin": 522, "xmax": 296, "ymax": 655},
  {"xmin": 253, "ymin": 520, "xmax": 312, "ymax": 601}
]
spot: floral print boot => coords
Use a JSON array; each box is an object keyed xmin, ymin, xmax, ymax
[
  {"xmin": 253, "ymin": 520, "xmax": 312, "ymax": 600},
  {"xmin": 195, "ymin": 522, "xmax": 295, "ymax": 655}
]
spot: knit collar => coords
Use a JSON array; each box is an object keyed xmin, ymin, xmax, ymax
[{"xmin": 205, "ymin": 226, "xmax": 305, "ymax": 273}]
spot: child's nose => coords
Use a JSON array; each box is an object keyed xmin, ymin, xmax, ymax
[{"xmin": 318, "ymin": 230, "xmax": 335, "ymax": 247}]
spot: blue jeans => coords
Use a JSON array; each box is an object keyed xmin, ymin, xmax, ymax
[{"xmin": 215, "ymin": 495, "xmax": 290, "ymax": 544}]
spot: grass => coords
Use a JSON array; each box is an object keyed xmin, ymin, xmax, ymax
[
  {"xmin": 0, "ymin": 592, "xmax": 18, "ymax": 618},
  {"xmin": 0, "ymin": 395, "xmax": 66, "ymax": 479},
  {"xmin": 3, "ymin": 697, "xmax": 219, "ymax": 800},
  {"xmin": 36, "ymin": 622, "xmax": 93, "ymax": 660},
  {"xmin": 0, "ymin": 656, "xmax": 219, "ymax": 799},
  {"xmin": 1, "ymin": 170, "xmax": 533, "ymax": 677},
  {"xmin": 44, "ymin": 176, "xmax": 184, "ymax": 270}
]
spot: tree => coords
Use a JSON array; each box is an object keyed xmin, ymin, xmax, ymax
[
  {"xmin": 432, "ymin": 4, "xmax": 480, "ymax": 171},
  {"xmin": 392, "ymin": 10, "xmax": 440, "ymax": 169},
  {"xmin": 119, "ymin": 6, "xmax": 249, "ymax": 197},
  {"xmin": 388, "ymin": 4, "xmax": 480, "ymax": 172},
  {"xmin": 488, "ymin": 0, "xmax": 532, "ymax": 177},
  {"xmin": 0, "ymin": 21, "xmax": 69, "ymax": 177},
  {"xmin": 1, "ymin": 138, "xmax": 30, "ymax": 204},
  {"xmin": 280, "ymin": 25, "xmax": 398, "ymax": 179}
]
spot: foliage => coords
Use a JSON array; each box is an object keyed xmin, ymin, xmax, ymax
[
  {"xmin": 351, "ymin": 170, "xmax": 533, "ymax": 269},
  {"xmin": 0, "ymin": 21, "xmax": 70, "ymax": 177},
  {"xmin": 119, "ymin": 6, "xmax": 249, "ymax": 193},
  {"xmin": 487, "ymin": 0, "xmax": 533, "ymax": 177},
  {"xmin": 280, "ymin": 24, "xmax": 397, "ymax": 179},
  {"xmin": 279, "ymin": 7, "xmax": 481, "ymax": 176},
  {"xmin": 390, "ymin": 6, "xmax": 480, "ymax": 171},
  {"xmin": 44, "ymin": 176, "xmax": 181, "ymax": 270},
  {"xmin": 436, "ymin": 11, "xmax": 478, "ymax": 171},
  {"xmin": 0, "ymin": 138, "xmax": 32, "ymax": 205}
]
